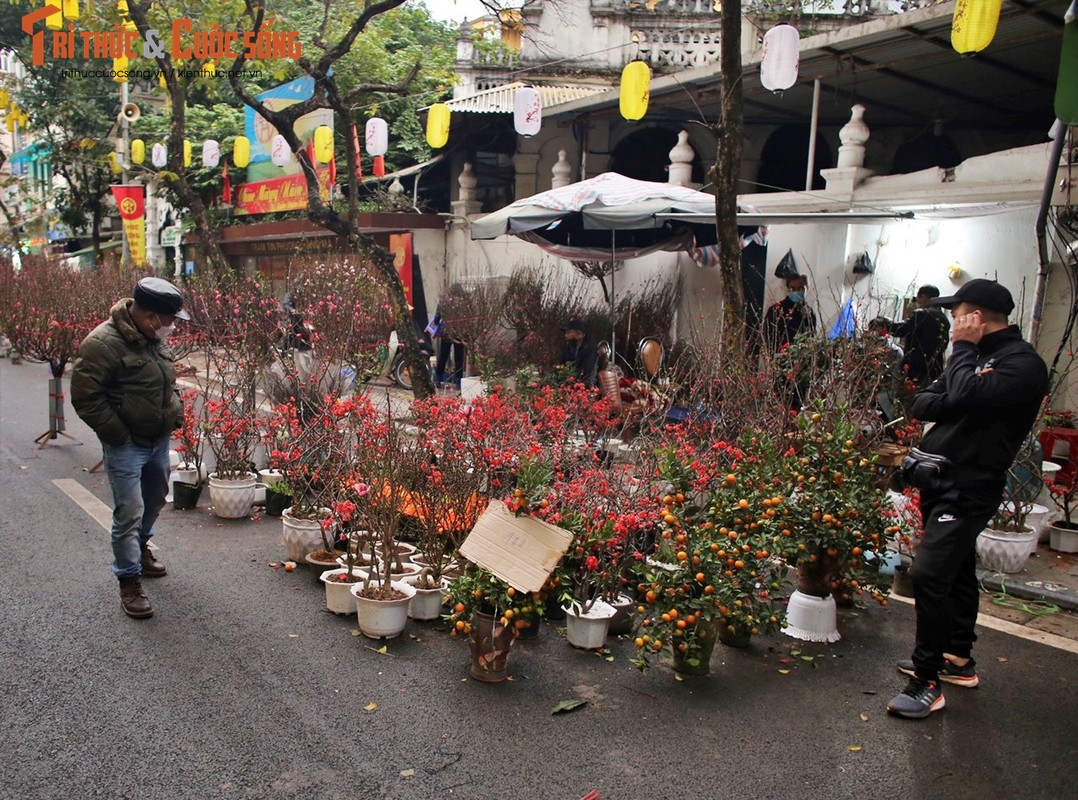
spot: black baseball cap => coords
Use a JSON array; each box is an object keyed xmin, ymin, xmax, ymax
[
  {"xmin": 133, "ymin": 277, "xmax": 191, "ymax": 320},
  {"xmin": 560, "ymin": 318, "xmax": 587, "ymax": 332},
  {"xmin": 931, "ymin": 278, "xmax": 1014, "ymax": 315}
]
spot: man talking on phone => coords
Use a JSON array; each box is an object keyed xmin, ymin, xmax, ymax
[{"xmin": 886, "ymin": 279, "xmax": 1047, "ymax": 719}]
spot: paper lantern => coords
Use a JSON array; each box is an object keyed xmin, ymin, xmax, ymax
[
  {"xmin": 270, "ymin": 133, "xmax": 290, "ymax": 167},
  {"xmin": 513, "ymin": 87, "xmax": 542, "ymax": 137},
  {"xmin": 619, "ymin": 61, "xmax": 650, "ymax": 121},
  {"xmin": 201, "ymin": 139, "xmax": 220, "ymax": 168},
  {"xmin": 425, "ymin": 104, "xmax": 450, "ymax": 149},
  {"xmin": 365, "ymin": 117, "xmax": 388, "ymax": 157},
  {"xmin": 62, "ymin": 0, "xmax": 79, "ymax": 20},
  {"xmin": 760, "ymin": 24, "xmax": 800, "ymax": 92},
  {"xmin": 373, "ymin": 155, "xmax": 385, "ymax": 178},
  {"xmin": 951, "ymin": 0, "xmax": 1002, "ymax": 54},
  {"xmin": 183, "ymin": 140, "xmax": 192, "ymax": 167},
  {"xmin": 5, "ymin": 117, "xmax": 13, "ymax": 133},
  {"xmin": 151, "ymin": 142, "xmax": 167, "ymax": 168},
  {"xmin": 46, "ymin": 1, "xmax": 62, "ymax": 30},
  {"xmin": 233, "ymin": 135, "xmax": 250, "ymax": 168},
  {"xmin": 117, "ymin": 0, "xmax": 128, "ymax": 15},
  {"xmin": 314, "ymin": 125, "xmax": 334, "ymax": 163},
  {"xmin": 113, "ymin": 55, "xmax": 128, "ymax": 84},
  {"xmin": 108, "ymin": 152, "xmax": 121, "ymax": 175},
  {"xmin": 0, "ymin": 92, "xmax": 8, "ymax": 108},
  {"xmin": 1055, "ymin": 2, "xmax": 1078, "ymax": 123},
  {"xmin": 130, "ymin": 139, "xmax": 145, "ymax": 165}
]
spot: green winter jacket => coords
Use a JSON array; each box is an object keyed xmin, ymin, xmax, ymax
[{"xmin": 71, "ymin": 299, "xmax": 183, "ymax": 447}]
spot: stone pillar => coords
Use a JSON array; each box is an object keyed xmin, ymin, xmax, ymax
[
  {"xmin": 820, "ymin": 104, "xmax": 874, "ymax": 196},
  {"xmin": 451, "ymin": 162, "xmax": 481, "ymax": 218},
  {"xmin": 668, "ymin": 130, "xmax": 695, "ymax": 187},
  {"xmin": 551, "ymin": 149, "xmax": 573, "ymax": 188},
  {"xmin": 513, "ymin": 152, "xmax": 540, "ymax": 198}
]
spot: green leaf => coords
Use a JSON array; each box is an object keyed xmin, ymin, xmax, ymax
[
  {"xmin": 800, "ymin": 655, "xmax": 814, "ymax": 661},
  {"xmin": 551, "ymin": 699, "xmax": 588, "ymax": 715},
  {"xmin": 686, "ymin": 657, "xmax": 700, "ymax": 667}
]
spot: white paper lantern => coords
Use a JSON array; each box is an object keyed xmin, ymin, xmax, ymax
[
  {"xmin": 365, "ymin": 117, "xmax": 388, "ymax": 157},
  {"xmin": 202, "ymin": 139, "xmax": 220, "ymax": 168},
  {"xmin": 151, "ymin": 142, "xmax": 167, "ymax": 168},
  {"xmin": 513, "ymin": 86, "xmax": 543, "ymax": 137},
  {"xmin": 760, "ymin": 24, "xmax": 800, "ymax": 93},
  {"xmin": 270, "ymin": 134, "xmax": 291, "ymax": 167}
]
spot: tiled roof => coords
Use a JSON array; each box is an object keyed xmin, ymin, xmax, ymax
[{"xmin": 442, "ymin": 81, "xmax": 608, "ymax": 114}]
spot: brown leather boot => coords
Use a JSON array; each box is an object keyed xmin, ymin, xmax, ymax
[
  {"xmin": 119, "ymin": 577, "xmax": 153, "ymax": 618},
  {"xmin": 140, "ymin": 546, "xmax": 167, "ymax": 578}
]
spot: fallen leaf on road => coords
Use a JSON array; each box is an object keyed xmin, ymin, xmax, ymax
[
  {"xmin": 997, "ymin": 657, "xmax": 1008, "ymax": 663},
  {"xmin": 800, "ymin": 655, "xmax": 814, "ymax": 662},
  {"xmin": 287, "ymin": 634, "xmax": 299, "ymax": 638},
  {"xmin": 378, "ymin": 645, "xmax": 388, "ymax": 654},
  {"xmin": 364, "ymin": 702, "xmax": 377, "ymax": 712},
  {"xmin": 400, "ymin": 769, "xmax": 415, "ymax": 778},
  {"xmin": 848, "ymin": 745, "xmax": 862, "ymax": 752},
  {"xmin": 778, "ymin": 657, "xmax": 789, "ymax": 664},
  {"xmin": 351, "ymin": 629, "xmax": 362, "ymax": 636},
  {"xmin": 551, "ymin": 699, "xmax": 588, "ymax": 715},
  {"xmin": 778, "ymin": 669, "xmax": 790, "ymax": 675},
  {"xmin": 859, "ymin": 713, "xmax": 869, "ymax": 721},
  {"xmin": 673, "ymin": 673, "xmax": 684, "ymax": 682}
]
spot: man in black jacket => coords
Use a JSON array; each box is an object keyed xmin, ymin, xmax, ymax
[
  {"xmin": 886, "ymin": 279, "xmax": 1048, "ymax": 719},
  {"xmin": 880, "ymin": 285, "xmax": 951, "ymax": 387},
  {"xmin": 559, "ymin": 319, "xmax": 598, "ymax": 388},
  {"xmin": 72, "ymin": 278, "xmax": 189, "ymax": 620}
]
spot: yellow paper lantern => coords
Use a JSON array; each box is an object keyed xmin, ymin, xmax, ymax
[
  {"xmin": 63, "ymin": 0, "xmax": 79, "ymax": 20},
  {"xmin": 117, "ymin": 0, "xmax": 128, "ymax": 16},
  {"xmin": 619, "ymin": 60, "xmax": 651, "ymax": 121},
  {"xmin": 233, "ymin": 135, "xmax": 250, "ymax": 169},
  {"xmin": 45, "ymin": 1, "xmax": 62, "ymax": 30},
  {"xmin": 108, "ymin": 152, "xmax": 122, "ymax": 175},
  {"xmin": 113, "ymin": 55, "xmax": 128, "ymax": 84},
  {"xmin": 0, "ymin": 91, "xmax": 8, "ymax": 108},
  {"xmin": 425, "ymin": 103, "xmax": 451, "ymax": 149},
  {"xmin": 313, "ymin": 125, "xmax": 334, "ymax": 163},
  {"xmin": 5, "ymin": 117, "xmax": 13, "ymax": 133},
  {"xmin": 951, "ymin": 0, "xmax": 1002, "ymax": 54},
  {"xmin": 131, "ymin": 139, "xmax": 145, "ymax": 165},
  {"xmin": 183, "ymin": 140, "xmax": 192, "ymax": 167}
]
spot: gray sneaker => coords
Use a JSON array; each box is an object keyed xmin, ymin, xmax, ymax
[
  {"xmin": 887, "ymin": 678, "xmax": 945, "ymax": 719},
  {"xmin": 896, "ymin": 658, "xmax": 979, "ymax": 687}
]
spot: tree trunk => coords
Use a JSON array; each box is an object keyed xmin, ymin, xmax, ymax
[{"xmin": 714, "ymin": 3, "xmax": 746, "ymax": 360}]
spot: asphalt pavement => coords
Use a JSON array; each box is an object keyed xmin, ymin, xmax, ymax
[{"xmin": 1, "ymin": 357, "xmax": 1076, "ymax": 800}]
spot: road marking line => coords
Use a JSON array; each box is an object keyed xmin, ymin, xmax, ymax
[
  {"xmin": 889, "ymin": 592, "xmax": 1078, "ymax": 655},
  {"xmin": 54, "ymin": 478, "xmax": 112, "ymax": 531},
  {"xmin": 53, "ymin": 478, "xmax": 161, "ymax": 553}
]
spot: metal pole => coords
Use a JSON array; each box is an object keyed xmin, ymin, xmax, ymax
[
  {"xmin": 120, "ymin": 81, "xmax": 131, "ymax": 270},
  {"xmin": 610, "ymin": 232, "xmax": 616, "ymax": 370},
  {"xmin": 1030, "ymin": 120, "xmax": 1067, "ymax": 349},
  {"xmin": 805, "ymin": 78, "xmax": 821, "ymax": 192}
]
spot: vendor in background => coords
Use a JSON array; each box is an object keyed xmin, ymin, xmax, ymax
[
  {"xmin": 425, "ymin": 287, "xmax": 465, "ymax": 391},
  {"xmin": 763, "ymin": 274, "xmax": 817, "ymax": 410},
  {"xmin": 877, "ymin": 285, "xmax": 950, "ymax": 387},
  {"xmin": 559, "ymin": 318, "xmax": 598, "ymax": 388}
]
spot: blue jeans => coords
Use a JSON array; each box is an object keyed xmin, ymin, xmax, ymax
[{"xmin": 101, "ymin": 436, "xmax": 171, "ymax": 578}]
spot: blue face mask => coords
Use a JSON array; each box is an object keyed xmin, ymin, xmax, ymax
[{"xmin": 787, "ymin": 291, "xmax": 805, "ymax": 304}]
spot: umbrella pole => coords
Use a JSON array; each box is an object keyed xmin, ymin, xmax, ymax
[{"xmin": 610, "ymin": 232, "xmax": 616, "ymax": 370}]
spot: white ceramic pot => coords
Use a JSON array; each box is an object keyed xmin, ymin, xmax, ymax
[
  {"xmin": 607, "ymin": 593, "xmax": 636, "ymax": 636},
  {"xmin": 1002, "ymin": 502, "xmax": 1053, "ymax": 553},
  {"xmin": 563, "ymin": 599, "xmax": 616, "ymax": 650},
  {"xmin": 207, "ymin": 472, "xmax": 257, "ymax": 519},
  {"xmin": 1049, "ymin": 522, "xmax": 1078, "ymax": 553},
  {"xmin": 783, "ymin": 590, "xmax": 840, "ymax": 643},
  {"xmin": 320, "ymin": 568, "xmax": 369, "ymax": 615},
  {"xmin": 976, "ymin": 527, "xmax": 1038, "ymax": 573},
  {"xmin": 282, "ymin": 508, "xmax": 330, "ymax": 562},
  {"xmin": 405, "ymin": 575, "xmax": 450, "ymax": 620},
  {"xmin": 173, "ymin": 466, "xmax": 201, "ymax": 486},
  {"xmin": 350, "ymin": 579, "xmax": 416, "ymax": 639}
]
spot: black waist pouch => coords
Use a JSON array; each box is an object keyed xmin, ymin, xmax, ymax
[{"xmin": 899, "ymin": 448, "xmax": 952, "ymax": 491}]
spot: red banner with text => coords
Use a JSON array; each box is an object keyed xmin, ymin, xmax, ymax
[
  {"xmin": 233, "ymin": 168, "xmax": 332, "ymax": 215},
  {"xmin": 110, "ymin": 185, "xmax": 146, "ymax": 265}
]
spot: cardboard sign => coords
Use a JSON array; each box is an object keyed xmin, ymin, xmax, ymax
[{"xmin": 459, "ymin": 500, "xmax": 573, "ymax": 593}]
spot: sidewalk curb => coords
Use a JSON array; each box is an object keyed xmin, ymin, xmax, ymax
[{"xmin": 977, "ymin": 567, "xmax": 1078, "ymax": 611}]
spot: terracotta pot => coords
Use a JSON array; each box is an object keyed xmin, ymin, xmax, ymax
[
  {"xmin": 671, "ymin": 621, "xmax": 719, "ymax": 676},
  {"xmin": 468, "ymin": 611, "xmax": 515, "ymax": 683}
]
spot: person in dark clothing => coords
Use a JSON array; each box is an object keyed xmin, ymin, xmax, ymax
[
  {"xmin": 559, "ymin": 318, "xmax": 598, "ymax": 388},
  {"xmin": 763, "ymin": 275, "xmax": 817, "ymax": 410},
  {"xmin": 281, "ymin": 292, "xmax": 312, "ymax": 353},
  {"xmin": 425, "ymin": 308, "xmax": 464, "ymax": 391},
  {"xmin": 881, "ymin": 285, "xmax": 950, "ymax": 387},
  {"xmin": 71, "ymin": 278, "xmax": 189, "ymax": 620},
  {"xmin": 886, "ymin": 279, "xmax": 1048, "ymax": 720}
]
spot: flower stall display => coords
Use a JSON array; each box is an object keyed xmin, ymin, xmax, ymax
[
  {"xmin": 171, "ymin": 389, "xmax": 205, "ymax": 509},
  {"xmin": 203, "ymin": 395, "xmax": 260, "ymax": 518}
]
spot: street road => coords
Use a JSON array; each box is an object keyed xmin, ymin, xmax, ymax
[{"xmin": 1, "ymin": 358, "xmax": 1075, "ymax": 800}]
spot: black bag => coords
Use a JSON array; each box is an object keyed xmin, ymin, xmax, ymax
[{"xmin": 899, "ymin": 448, "xmax": 952, "ymax": 491}]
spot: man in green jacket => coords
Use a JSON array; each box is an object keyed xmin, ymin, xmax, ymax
[{"xmin": 72, "ymin": 278, "xmax": 189, "ymax": 619}]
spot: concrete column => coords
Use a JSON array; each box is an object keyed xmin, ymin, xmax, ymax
[
  {"xmin": 820, "ymin": 104, "xmax": 874, "ymax": 197},
  {"xmin": 450, "ymin": 161, "xmax": 481, "ymax": 218},
  {"xmin": 668, "ymin": 130, "xmax": 695, "ymax": 187}
]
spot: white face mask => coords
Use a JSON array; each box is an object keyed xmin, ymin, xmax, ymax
[{"xmin": 155, "ymin": 320, "xmax": 176, "ymax": 340}]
